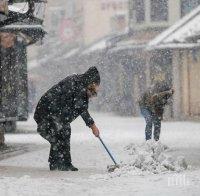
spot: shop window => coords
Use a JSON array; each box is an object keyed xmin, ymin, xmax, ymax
[{"xmin": 133, "ymin": 0, "xmax": 145, "ymax": 23}]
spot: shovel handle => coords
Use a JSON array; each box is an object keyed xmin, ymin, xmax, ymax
[{"xmin": 98, "ymin": 136, "xmax": 118, "ymax": 165}]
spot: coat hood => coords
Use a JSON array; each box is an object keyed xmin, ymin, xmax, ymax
[
  {"xmin": 80, "ymin": 67, "xmax": 100, "ymax": 87},
  {"xmin": 153, "ymin": 81, "xmax": 171, "ymax": 93}
]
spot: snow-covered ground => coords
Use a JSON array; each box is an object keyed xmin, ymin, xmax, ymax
[{"xmin": 0, "ymin": 113, "xmax": 200, "ymax": 196}]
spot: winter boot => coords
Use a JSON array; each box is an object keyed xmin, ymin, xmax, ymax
[
  {"xmin": 49, "ymin": 162, "xmax": 58, "ymax": 171},
  {"xmin": 57, "ymin": 163, "xmax": 78, "ymax": 171},
  {"xmin": 67, "ymin": 164, "xmax": 78, "ymax": 171}
]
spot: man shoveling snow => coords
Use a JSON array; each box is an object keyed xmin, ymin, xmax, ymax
[{"xmin": 34, "ymin": 67, "xmax": 101, "ymax": 171}]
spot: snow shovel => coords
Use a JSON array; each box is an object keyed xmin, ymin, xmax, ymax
[{"xmin": 98, "ymin": 136, "xmax": 119, "ymax": 172}]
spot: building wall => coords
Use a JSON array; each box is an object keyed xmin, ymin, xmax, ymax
[
  {"xmin": 171, "ymin": 49, "xmax": 200, "ymax": 119},
  {"xmin": 181, "ymin": 50, "xmax": 190, "ymax": 117},
  {"xmin": 172, "ymin": 49, "xmax": 182, "ymax": 119},
  {"xmin": 127, "ymin": 0, "xmax": 200, "ymax": 120},
  {"xmin": 43, "ymin": 0, "xmax": 84, "ymax": 46},
  {"xmin": 83, "ymin": 0, "xmax": 128, "ymax": 45},
  {"xmin": 169, "ymin": 0, "xmax": 181, "ymax": 24},
  {"xmin": 146, "ymin": 48, "xmax": 200, "ymax": 120},
  {"xmin": 186, "ymin": 49, "xmax": 200, "ymax": 117},
  {"xmin": 44, "ymin": 0, "xmax": 128, "ymax": 45},
  {"xmin": 44, "ymin": 0, "xmax": 66, "ymax": 34}
]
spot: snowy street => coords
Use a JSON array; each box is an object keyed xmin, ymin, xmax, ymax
[
  {"xmin": 0, "ymin": 113, "xmax": 200, "ymax": 196},
  {"xmin": 2, "ymin": 1, "xmax": 200, "ymax": 196}
]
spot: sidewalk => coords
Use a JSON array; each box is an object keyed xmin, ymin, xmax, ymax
[
  {"xmin": 0, "ymin": 114, "xmax": 43, "ymax": 161},
  {"xmin": 16, "ymin": 114, "xmax": 37, "ymax": 133},
  {"xmin": 0, "ymin": 143, "xmax": 44, "ymax": 161}
]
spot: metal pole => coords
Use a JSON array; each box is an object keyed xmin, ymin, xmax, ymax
[{"xmin": 98, "ymin": 136, "xmax": 118, "ymax": 165}]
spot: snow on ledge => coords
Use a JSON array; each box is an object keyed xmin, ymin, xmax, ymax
[{"xmin": 149, "ymin": 5, "xmax": 200, "ymax": 48}]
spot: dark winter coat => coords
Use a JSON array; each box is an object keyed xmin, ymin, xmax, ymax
[
  {"xmin": 34, "ymin": 67, "xmax": 100, "ymax": 127},
  {"xmin": 139, "ymin": 82, "xmax": 173, "ymax": 117}
]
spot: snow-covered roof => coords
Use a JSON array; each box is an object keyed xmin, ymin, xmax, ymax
[
  {"xmin": 148, "ymin": 5, "xmax": 200, "ymax": 49},
  {"xmin": 110, "ymin": 43, "xmax": 145, "ymax": 52},
  {"xmin": 81, "ymin": 33, "xmax": 129, "ymax": 55},
  {"xmin": 62, "ymin": 48, "xmax": 80, "ymax": 59},
  {"xmin": 1, "ymin": 24, "xmax": 43, "ymax": 30},
  {"xmin": 81, "ymin": 38, "xmax": 109, "ymax": 55}
]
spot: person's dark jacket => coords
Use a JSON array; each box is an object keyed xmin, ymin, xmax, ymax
[
  {"xmin": 139, "ymin": 81, "xmax": 173, "ymax": 117},
  {"xmin": 34, "ymin": 67, "xmax": 100, "ymax": 127}
]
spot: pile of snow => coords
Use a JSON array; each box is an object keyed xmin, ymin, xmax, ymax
[
  {"xmin": 90, "ymin": 141, "xmax": 188, "ymax": 180},
  {"xmin": 123, "ymin": 141, "xmax": 188, "ymax": 174}
]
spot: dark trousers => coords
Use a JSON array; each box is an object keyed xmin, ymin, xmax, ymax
[
  {"xmin": 140, "ymin": 107, "xmax": 161, "ymax": 141},
  {"xmin": 37, "ymin": 117, "xmax": 72, "ymax": 166}
]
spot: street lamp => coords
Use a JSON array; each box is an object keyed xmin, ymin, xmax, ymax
[
  {"xmin": 8, "ymin": 0, "xmax": 47, "ymax": 20},
  {"xmin": 0, "ymin": 0, "xmax": 47, "ymax": 27},
  {"xmin": 0, "ymin": 0, "xmax": 47, "ymax": 47},
  {"xmin": 0, "ymin": 0, "xmax": 8, "ymax": 15}
]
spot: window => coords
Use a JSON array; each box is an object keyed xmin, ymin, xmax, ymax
[
  {"xmin": 134, "ymin": 0, "xmax": 145, "ymax": 23},
  {"xmin": 151, "ymin": 0, "xmax": 168, "ymax": 21},
  {"xmin": 181, "ymin": 0, "xmax": 200, "ymax": 17}
]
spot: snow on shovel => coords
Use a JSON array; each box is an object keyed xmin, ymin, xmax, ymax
[{"xmin": 98, "ymin": 136, "xmax": 119, "ymax": 172}]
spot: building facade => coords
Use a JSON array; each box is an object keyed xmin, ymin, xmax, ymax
[
  {"xmin": 74, "ymin": 0, "xmax": 200, "ymax": 119},
  {"xmin": 122, "ymin": 0, "xmax": 200, "ymax": 119},
  {"xmin": 129, "ymin": 0, "xmax": 200, "ymax": 30}
]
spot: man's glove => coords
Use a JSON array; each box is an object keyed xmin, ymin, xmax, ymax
[{"xmin": 90, "ymin": 123, "xmax": 100, "ymax": 137}]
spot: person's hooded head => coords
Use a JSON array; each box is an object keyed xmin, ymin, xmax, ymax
[
  {"xmin": 153, "ymin": 80, "xmax": 173, "ymax": 106},
  {"xmin": 154, "ymin": 80, "xmax": 171, "ymax": 93},
  {"xmin": 82, "ymin": 67, "xmax": 101, "ymax": 98},
  {"xmin": 82, "ymin": 66, "xmax": 100, "ymax": 85}
]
